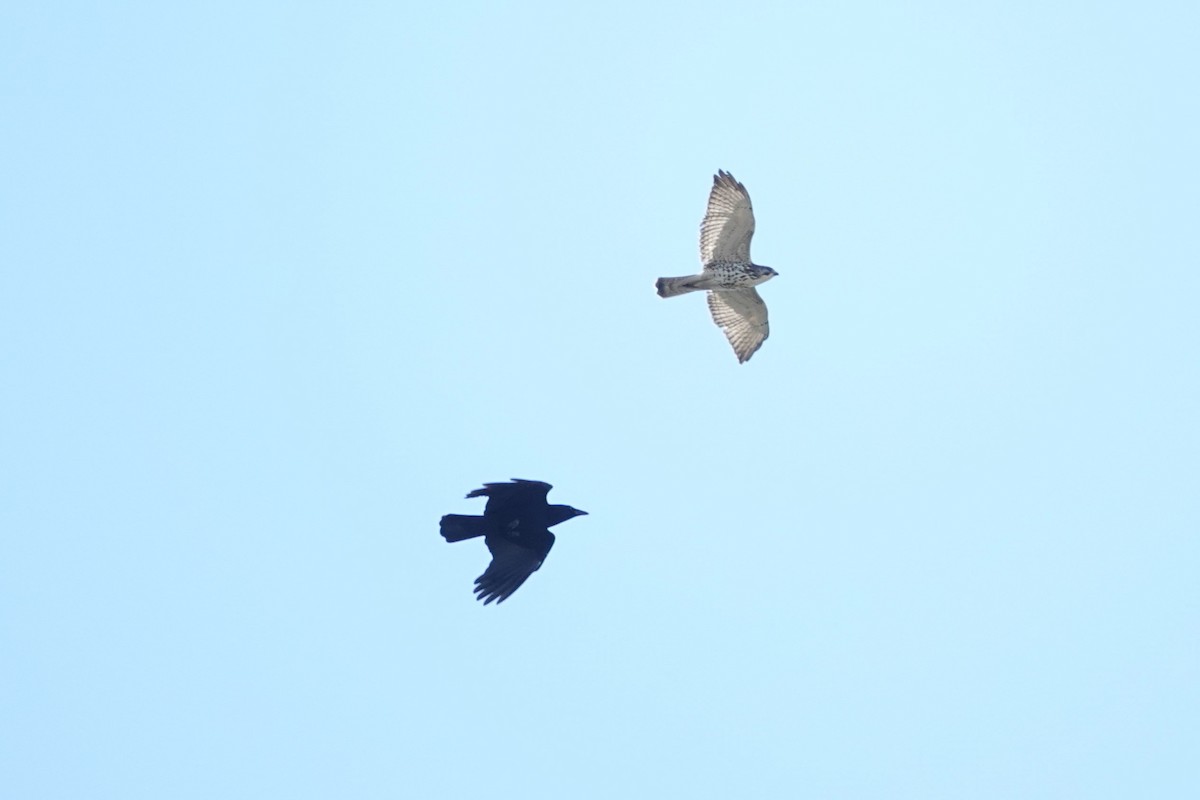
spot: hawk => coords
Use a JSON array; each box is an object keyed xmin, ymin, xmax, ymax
[
  {"xmin": 656, "ymin": 170, "xmax": 778, "ymax": 363},
  {"xmin": 439, "ymin": 479, "xmax": 588, "ymax": 605}
]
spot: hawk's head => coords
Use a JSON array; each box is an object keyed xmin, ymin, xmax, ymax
[{"xmin": 750, "ymin": 264, "xmax": 779, "ymax": 284}]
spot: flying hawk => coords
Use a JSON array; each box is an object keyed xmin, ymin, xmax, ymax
[
  {"xmin": 439, "ymin": 479, "xmax": 588, "ymax": 605},
  {"xmin": 656, "ymin": 170, "xmax": 778, "ymax": 363}
]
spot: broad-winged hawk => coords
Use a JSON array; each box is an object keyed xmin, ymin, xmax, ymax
[{"xmin": 656, "ymin": 170, "xmax": 778, "ymax": 363}]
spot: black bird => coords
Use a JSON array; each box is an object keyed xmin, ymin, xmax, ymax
[{"xmin": 439, "ymin": 479, "xmax": 588, "ymax": 605}]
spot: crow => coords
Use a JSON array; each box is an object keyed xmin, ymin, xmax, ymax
[{"xmin": 439, "ymin": 479, "xmax": 588, "ymax": 605}]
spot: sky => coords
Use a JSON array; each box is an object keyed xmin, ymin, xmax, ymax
[{"xmin": 2, "ymin": 1, "xmax": 1198, "ymax": 798}]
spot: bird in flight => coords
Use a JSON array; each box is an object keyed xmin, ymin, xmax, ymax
[
  {"xmin": 439, "ymin": 479, "xmax": 587, "ymax": 605},
  {"xmin": 656, "ymin": 170, "xmax": 778, "ymax": 363}
]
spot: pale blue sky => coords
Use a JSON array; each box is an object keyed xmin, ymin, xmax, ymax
[{"xmin": 2, "ymin": 2, "xmax": 1198, "ymax": 798}]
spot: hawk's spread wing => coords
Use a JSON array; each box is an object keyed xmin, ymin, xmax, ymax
[
  {"xmin": 699, "ymin": 171, "xmax": 755, "ymax": 265},
  {"xmin": 707, "ymin": 289, "xmax": 769, "ymax": 364},
  {"xmin": 474, "ymin": 535, "xmax": 553, "ymax": 605}
]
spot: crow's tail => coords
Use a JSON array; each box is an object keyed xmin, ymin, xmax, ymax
[
  {"xmin": 440, "ymin": 514, "xmax": 489, "ymax": 542},
  {"xmin": 656, "ymin": 275, "xmax": 704, "ymax": 298}
]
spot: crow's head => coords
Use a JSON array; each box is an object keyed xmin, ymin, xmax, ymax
[{"xmin": 547, "ymin": 504, "xmax": 588, "ymax": 528}]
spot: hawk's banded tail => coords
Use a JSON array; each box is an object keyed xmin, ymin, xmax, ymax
[{"xmin": 656, "ymin": 275, "xmax": 704, "ymax": 298}]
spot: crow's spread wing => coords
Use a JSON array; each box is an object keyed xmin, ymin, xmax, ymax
[
  {"xmin": 467, "ymin": 479, "xmax": 553, "ymax": 520},
  {"xmin": 474, "ymin": 534, "xmax": 554, "ymax": 605},
  {"xmin": 707, "ymin": 289, "xmax": 769, "ymax": 363},
  {"xmin": 465, "ymin": 479, "xmax": 552, "ymax": 501},
  {"xmin": 699, "ymin": 171, "xmax": 755, "ymax": 265}
]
